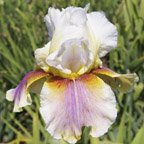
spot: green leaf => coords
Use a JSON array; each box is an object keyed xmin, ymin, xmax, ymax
[
  {"xmin": 117, "ymin": 109, "xmax": 126, "ymax": 143},
  {"xmin": 131, "ymin": 124, "xmax": 144, "ymax": 144},
  {"xmin": 90, "ymin": 136, "xmax": 100, "ymax": 144},
  {"xmin": 133, "ymin": 83, "xmax": 143, "ymax": 100},
  {"xmin": 129, "ymin": 57, "xmax": 144, "ymax": 71},
  {"xmin": 32, "ymin": 113, "xmax": 40, "ymax": 143}
]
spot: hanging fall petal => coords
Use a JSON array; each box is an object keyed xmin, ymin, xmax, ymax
[
  {"xmin": 40, "ymin": 74, "xmax": 117, "ymax": 143},
  {"xmin": 6, "ymin": 70, "xmax": 49, "ymax": 112},
  {"xmin": 92, "ymin": 67, "xmax": 138, "ymax": 92}
]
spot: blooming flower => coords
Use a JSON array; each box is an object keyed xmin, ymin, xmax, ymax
[{"xmin": 6, "ymin": 6, "xmax": 138, "ymax": 144}]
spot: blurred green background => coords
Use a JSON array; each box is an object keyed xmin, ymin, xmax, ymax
[{"xmin": 0, "ymin": 0, "xmax": 144, "ymax": 144}]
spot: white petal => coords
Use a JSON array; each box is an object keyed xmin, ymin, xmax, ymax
[
  {"xmin": 87, "ymin": 12, "xmax": 118, "ymax": 57},
  {"xmin": 49, "ymin": 25, "xmax": 87, "ymax": 54},
  {"xmin": 44, "ymin": 8, "xmax": 62, "ymax": 39},
  {"xmin": 35, "ymin": 42, "xmax": 51, "ymax": 72},
  {"xmin": 63, "ymin": 7, "xmax": 87, "ymax": 26},
  {"xmin": 45, "ymin": 6, "xmax": 89, "ymax": 55},
  {"xmin": 6, "ymin": 89, "xmax": 15, "ymax": 101},
  {"xmin": 44, "ymin": 7, "xmax": 87, "ymax": 41},
  {"xmin": 39, "ymin": 74, "xmax": 117, "ymax": 143},
  {"xmin": 6, "ymin": 86, "xmax": 32, "ymax": 112}
]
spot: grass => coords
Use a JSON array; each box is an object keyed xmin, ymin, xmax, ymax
[{"xmin": 0, "ymin": 0, "xmax": 144, "ymax": 143}]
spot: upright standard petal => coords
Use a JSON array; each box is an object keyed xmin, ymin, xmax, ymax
[
  {"xmin": 44, "ymin": 8, "xmax": 62, "ymax": 39},
  {"xmin": 92, "ymin": 67, "xmax": 139, "ymax": 92},
  {"xmin": 40, "ymin": 74, "xmax": 117, "ymax": 143},
  {"xmin": 45, "ymin": 7, "xmax": 88, "ymax": 55},
  {"xmin": 63, "ymin": 7, "xmax": 87, "ymax": 26},
  {"xmin": 6, "ymin": 70, "xmax": 49, "ymax": 112},
  {"xmin": 44, "ymin": 6, "xmax": 87, "ymax": 39},
  {"xmin": 87, "ymin": 12, "xmax": 118, "ymax": 57},
  {"xmin": 35, "ymin": 42, "xmax": 51, "ymax": 72}
]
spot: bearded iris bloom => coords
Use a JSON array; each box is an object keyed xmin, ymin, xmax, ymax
[{"xmin": 6, "ymin": 6, "xmax": 138, "ymax": 144}]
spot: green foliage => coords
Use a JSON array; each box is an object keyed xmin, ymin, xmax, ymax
[{"xmin": 0, "ymin": 0, "xmax": 143, "ymax": 143}]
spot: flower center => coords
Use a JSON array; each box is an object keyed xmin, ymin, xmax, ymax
[{"xmin": 46, "ymin": 38, "xmax": 94, "ymax": 79}]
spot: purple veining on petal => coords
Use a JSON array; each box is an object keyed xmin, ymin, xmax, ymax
[
  {"xmin": 64, "ymin": 79, "xmax": 93, "ymax": 131},
  {"xmin": 65, "ymin": 81, "xmax": 77, "ymax": 128},
  {"xmin": 14, "ymin": 71, "xmax": 32, "ymax": 104},
  {"xmin": 13, "ymin": 70, "xmax": 48, "ymax": 105},
  {"xmin": 40, "ymin": 74, "xmax": 117, "ymax": 142},
  {"xmin": 14, "ymin": 79, "xmax": 26, "ymax": 104}
]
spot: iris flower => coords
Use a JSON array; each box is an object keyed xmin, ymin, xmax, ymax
[{"xmin": 6, "ymin": 6, "xmax": 138, "ymax": 144}]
